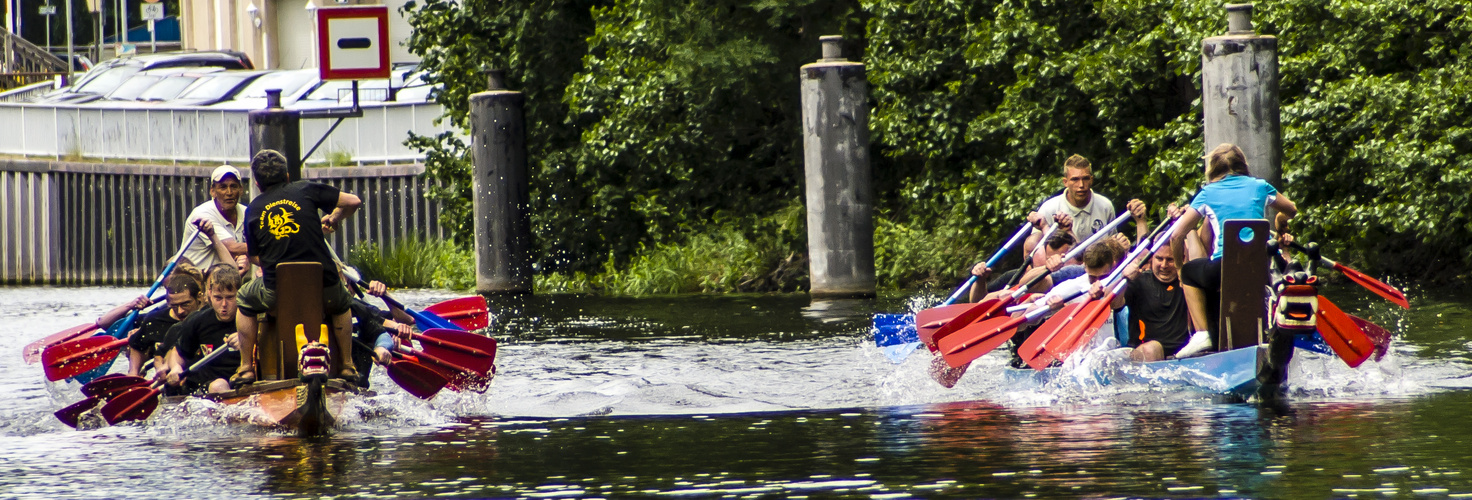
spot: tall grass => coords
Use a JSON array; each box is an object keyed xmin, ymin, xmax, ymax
[
  {"xmin": 537, "ymin": 202, "xmax": 809, "ymax": 295},
  {"xmin": 348, "ymin": 233, "xmax": 474, "ymax": 290}
]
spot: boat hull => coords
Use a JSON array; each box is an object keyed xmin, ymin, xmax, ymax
[
  {"xmin": 1003, "ymin": 345, "xmax": 1268, "ymax": 397},
  {"xmin": 164, "ymin": 378, "xmax": 364, "ymax": 436}
]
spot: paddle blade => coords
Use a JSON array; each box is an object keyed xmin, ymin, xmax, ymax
[
  {"xmin": 926, "ymin": 300, "xmax": 1007, "ymax": 348},
  {"xmin": 42, "ymin": 337, "xmax": 127, "ymax": 381},
  {"xmin": 23, "ymin": 323, "xmax": 101, "ymax": 364},
  {"xmin": 1043, "ymin": 299, "xmax": 1112, "ymax": 362},
  {"xmin": 871, "ymin": 314, "xmax": 917, "ymax": 347},
  {"xmin": 1019, "ymin": 302, "xmax": 1087, "ymax": 371},
  {"xmin": 55, "ymin": 397, "xmax": 104, "ymax": 428},
  {"xmin": 418, "ymin": 329, "xmax": 497, "ymax": 358},
  {"xmin": 423, "ymin": 297, "xmax": 490, "ymax": 331},
  {"xmin": 387, "ymin": 360, "xmax": 450, "ymax": 399},
  {"xmin": 1315, "ymin": 297, "xmax": 1375, "ymax": 368},
  {"xmin": 1348, "ymin": 314, "xmax": 1393, "ymax": 361},
  {"xmin": 1331, "ymin": 262, "xmax": 1409, "ymax": 309},
  {"xmin": 419, "ymin": 341, "xmax": 493, "ymax": 376},
  {"xmin": 937, "ymin": 315, "xmax": 1027, "ymax": 368},
  {"xmin": 81, "ymin": 374, "xmax": 147, "ymax": 399},
  {"xmin": 101, "ymin": 386, "xmax": 162, "ymax": 425},
  {"xmin": 915, "ymin": 303, "xmax": 977, "ymax": 349},
  {"xmin": 927, "ymin": 355, "xmax": 968, "ymax": 389}
]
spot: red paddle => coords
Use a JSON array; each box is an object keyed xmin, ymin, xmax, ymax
[
  {"xmin": 1321, "ymin": 258, "xmax": 1410, "ymax": 309},
  {"xmin": 1315, "ymin": 296, "xmax": 1376, "ymax": 368},
  {"xmin": 1017, "ymin": 301, "xmax": 1090, "ymax": 370},
  {"xmin": 385, "ymin": 355, "xmax": 453, "ymax": 399},
  {"xmin": 23, "ymin": 323, "xmax": 101, "ymax": 364},
  {"xmin": 42, "ymin": 337, "xmax": 129, "ymax": 381},
  {"xmin": 422, "ymin": 296, "xmax": 491, "ymax": 331},
  {"xmin": 1349, "ymin": 314, "xmax": 1392, "ymax": 361},
  {"xmin": 927, "ymin": 211, "xmax": 1138, "ymax": 347},
  {"xmin": 415, "ymin": 328, "xmax": 497, "ymax": 359}
]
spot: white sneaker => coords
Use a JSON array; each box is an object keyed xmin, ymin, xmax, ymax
[{"xmin": 1174, "ymin": 331, "xmax": 1214, "ymax": 359}]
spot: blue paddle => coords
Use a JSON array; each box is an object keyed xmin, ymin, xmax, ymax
[
  {"xmin": 873, "ymin": 222, "xmax": 1034, "ymax": 362},
  {"xmin": 70, "ymin": 229, "xmax": 204, "ymax": 384}
]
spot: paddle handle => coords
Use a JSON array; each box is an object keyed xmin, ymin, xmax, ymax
[
  {"xmin": 166, "ymin": 345, "xmax": 237, "ymax": 387},
  {"xmin": 396, "ymin": 345, "xmax": 476, "ymax": 375},
  {"xmin": 942, "ymin": 222, "xmax": 1033, "ymax": 306},
  {"xmin": 112, "ymin": 229, "xmax": 205, "ymax": 338}
]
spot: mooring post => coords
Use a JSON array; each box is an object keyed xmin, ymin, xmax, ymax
[
  {"xmin": 800, "ymin": 35, "xmax": 876, "ymax": 299},
  {"xmin": 248, "ymin": 89, "xmax": 303, "ymax": 181},
  {"xmin": 1202, "ymin": 3, "xmax": 1280, "ymax": 187},
  {"xmin": 470, "ymin": 69, "xmax": 533, "ymax": 295}
]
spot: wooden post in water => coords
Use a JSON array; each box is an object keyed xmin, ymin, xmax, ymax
[
  {"xmin": 1202, "ymin": 3, "xmax": 1280, "ymax": 187},
  {"xmin": 800, "ymin": 36, "xmax": 875, "ymax": 299},
  {"xmin": 470, "ymin": 70, "xmax": 533, "ymax": 295},
  {"xmin": 248, "ymin": 89, "xmax": 303, "ymax": 182}
]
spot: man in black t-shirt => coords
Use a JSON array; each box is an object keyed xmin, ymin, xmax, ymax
[
  {"xmin": 234, "ymin": 149, "xmax": 363, "ymax": 386},
  {"xmin": 1122, "ymin": 251, "xmax": 1190, "ymax": 361},
  {"xmin": 165, "ymin": 266, "xmax": 244, "ymax": 394},
  {"xmin": 127, "ymin": 273, "xmax": 203, "ymax": 377}
]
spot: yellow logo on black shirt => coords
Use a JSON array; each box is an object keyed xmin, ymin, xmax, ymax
[{"xmin": 262, "ymin": 199, "xmax": 303, "ymax": 240}]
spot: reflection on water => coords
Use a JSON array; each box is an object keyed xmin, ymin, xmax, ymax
[{"xmin": 1, "ymin": 286, "xmax": 1471, "ymax": 498}]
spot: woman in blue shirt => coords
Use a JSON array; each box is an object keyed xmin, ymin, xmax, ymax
[{"xmin": 1168, "ymin": 144, "xmax": 1298, "ymax": 358}]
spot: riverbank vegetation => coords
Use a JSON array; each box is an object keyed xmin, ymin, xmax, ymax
[{"xmin": 400, "ymin": 0, "xmax": 1472, "ymax": 293}]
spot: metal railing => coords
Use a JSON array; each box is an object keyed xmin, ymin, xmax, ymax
[
  {"xmin": 2, "ymin": 27, "xmax": 68, "ymax": 91},
  {"xmin": 0, "ymin": 101, "xmax": 458, "ymax": 165},
  {"xmin": 1, "ymin": 159, "xmax": 445, "ymax": 284}
]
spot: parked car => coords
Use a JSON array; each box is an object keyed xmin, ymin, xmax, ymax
[
  {"xmin": 38, "ymin": 51, "xmax": 252, "ymax": 104},
  {"xmin": 101, "ymin": 67, "xmax": 214, "ymax": 102},
  {"xmin": 168, "ymin": 70, "xmax": 270, "ymax": 106},
  {"xmin": 208, "ymin": 68, "xmax": 319, "ymax": 110}
]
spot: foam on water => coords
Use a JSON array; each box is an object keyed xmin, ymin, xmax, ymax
[{"xmin": 2, "ymin": 286, "xmax": 1470, "ymax": 439}]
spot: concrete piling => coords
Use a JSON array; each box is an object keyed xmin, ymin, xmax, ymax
[
  {"xmin": 248, "ymin": 89, "xmax": 303, "ymax": 181},
  {"xmin": 470, "ymin": 70, "xmax": 533, "ymax": 295},
  {"xmin": 800, "ymin": 35, "xmax": 876, "ymax": 299},
  {"xmin": 1202, "ymin": 3, "xmax": 1281, "ymax": 187}
]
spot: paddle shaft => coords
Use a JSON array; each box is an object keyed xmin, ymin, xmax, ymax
[
  {"xmin": 110, "ymin": 229, "xmax": 206, "ymax": 339},
  {"xmin": 943, "ymin": 222, "xmax": 1034, "ymax": 305}
]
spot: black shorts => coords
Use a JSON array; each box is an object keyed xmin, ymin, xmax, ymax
[
  {"xmin": 1179, "ymin": 258, "xmax": 1221, "ymax": 291},
  {"xmin": 1179, "ymin": 258, "xmax": 1222, "ymax": 340}
]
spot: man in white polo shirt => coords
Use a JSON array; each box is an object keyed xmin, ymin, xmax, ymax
[
  {"xmin": 1024, "ymin": 154, "xmax": 1148, "ymax": 257},
  {"xmin": 178, "ymin": 165, "xmax": 250, "ymax": 275}
]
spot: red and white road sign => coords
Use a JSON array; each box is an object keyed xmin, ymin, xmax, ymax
[{"xmin": 316, "ymin": 6, "xmax": 391, "ymax": 81}]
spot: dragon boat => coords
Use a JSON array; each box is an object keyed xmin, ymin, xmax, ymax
[
  {"xmin": 884, "ymin": 219, "xmax": 1395, "ymax": 398},
  {"xmin": 152, "ymin": 262, "xmax": 364, "ymax": 436}
]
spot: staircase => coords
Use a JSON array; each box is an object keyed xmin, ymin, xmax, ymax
[{"xmin": 2, "ymin": 27, "xmax": 68, "ymax": 91}]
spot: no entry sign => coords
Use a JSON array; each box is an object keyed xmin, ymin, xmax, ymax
[{"xmin": 316, "ymin": 6, "xmax": 391, "ymax": 80}]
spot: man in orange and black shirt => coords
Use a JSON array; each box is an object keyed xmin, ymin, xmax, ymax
[{"xmin": 1122, "ymin": 250, "xmax": 1190, "ymax": 361}]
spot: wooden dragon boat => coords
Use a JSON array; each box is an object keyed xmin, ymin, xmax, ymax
[{"xmin": 176, "ymin": 261, "xmax": 364, "ymax": 436}]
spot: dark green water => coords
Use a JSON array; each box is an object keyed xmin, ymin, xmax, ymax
[{"xmin": 2, "ymin": 285, "xmax": 1470, "ymax": 498}]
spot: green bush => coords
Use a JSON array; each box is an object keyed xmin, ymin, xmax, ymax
[
  {"xmin": 401, "ymin": 0, "xmax": 1472, "ymax": 290},
  {"xmin": 347, "ymin": 234, "xmax": 474, "ymax": 291}
]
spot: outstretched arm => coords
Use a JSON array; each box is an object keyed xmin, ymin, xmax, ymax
[{"xmin": 321, "ymin": 192, "xmax": 363, "ymax": 234}]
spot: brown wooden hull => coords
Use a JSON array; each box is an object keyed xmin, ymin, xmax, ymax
[{"xmin": 164, "ymin": 379, "xmax": 366, "ymax": 436}]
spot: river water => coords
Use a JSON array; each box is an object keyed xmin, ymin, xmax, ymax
[{"xmin": 2, "ymin": 285, "xmax": 1471, "ymax": 498}]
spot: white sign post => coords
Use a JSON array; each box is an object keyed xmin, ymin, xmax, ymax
[{"xmin": 140, "ymin": 2, "xmax": 163, "ymax": 52}]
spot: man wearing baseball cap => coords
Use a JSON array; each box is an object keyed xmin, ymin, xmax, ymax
[{"xmin": 177, "ymin": 165, "xmax": 250, "ymax": 275}]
